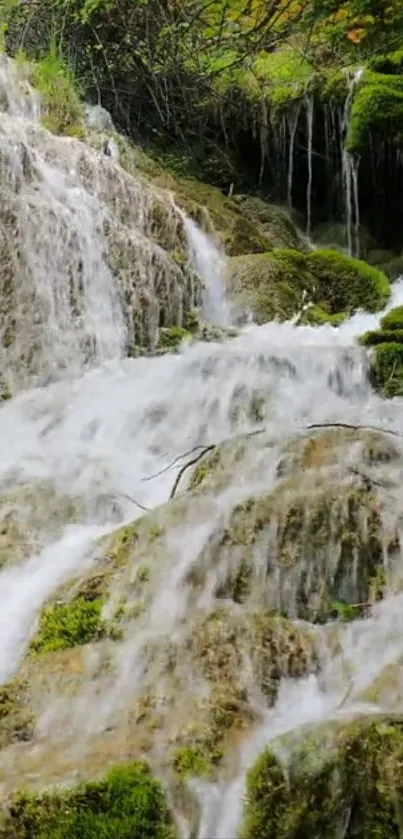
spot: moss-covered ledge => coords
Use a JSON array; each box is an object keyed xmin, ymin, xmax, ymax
[{"xmin": 0, "ymin": 761, "xmax": 177, "ymax": 838}]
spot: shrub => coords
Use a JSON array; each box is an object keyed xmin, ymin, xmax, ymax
[
  {"xmin": 34, "ymin": 48, "xmax": 84, "ymax": 136},
  {"xmin": 4, "ymin": 762, "xmax": 177, "ymax": 838}
]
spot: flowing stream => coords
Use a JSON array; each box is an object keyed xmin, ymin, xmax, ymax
[{"xmin": 2, "ymin": 51, "xmax": 403, "ymax": 838}]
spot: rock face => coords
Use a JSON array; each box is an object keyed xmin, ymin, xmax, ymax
[
  {"xmin": 1, "ymin": 425, "xmax": 401, "ymax": 829},
  {"xmin": 0, "ymin": 56, "xmax": 199, "ymax": 390}
]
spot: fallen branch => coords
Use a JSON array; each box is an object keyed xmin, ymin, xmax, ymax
[
  {"xmin": 307, "ymin": 422, "xmax": 402, "ymax": 438},
  {"xmin": 116, "ymin": 492, "xmax": 150, "ymax": 512},
  {"xmin": 142, "ymin": 444, "xmax": 210, "ymax": 482},
  {"xmin": 169, "ymin": 444, "xmax": 216, "ymax": 499}
]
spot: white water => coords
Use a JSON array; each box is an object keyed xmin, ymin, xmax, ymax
[
  {"xmin": 184, "ymin": 215, "xmax": 231, "ymax": 326},
  {"xmin": 2, "ymin": 51, "xmax": 403, "ymax": 839},
  {"xmin": 287, "ymin": 104, "xmax": 300, "ymax": 208},
  {"xmin": 340, "ymin": 68, "xmax": 363, "ymax": 256}
]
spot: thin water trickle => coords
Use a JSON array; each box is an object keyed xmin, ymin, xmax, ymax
[
  {"xmin": 184, "ymin": 215, "xmax": 231, "ymax": 326},
  {"xmin": 305, "ymin": 95, "xmax": 314, "ymax": 237}
]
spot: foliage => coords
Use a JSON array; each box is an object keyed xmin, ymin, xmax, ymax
[
  {"xmin": 2, "ymin": 761, "xmax": 177, "ymax": 838},
  {"xmin": 172, "ymin": 746, "xmax": 212, "ymax": 778},
  {"xmin": 29, "ymin": 596, "xmax": 107, "ymax": 654},
  {"xmin": 32, "ymin": 46, "xmax": 84, "ymax": 136}
]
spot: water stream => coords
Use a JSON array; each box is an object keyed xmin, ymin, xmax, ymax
[{"xmin": 1, "ymin": 51, "xmax": 403, "ymax": 838}]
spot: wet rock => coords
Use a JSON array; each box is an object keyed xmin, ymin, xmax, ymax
[{"xmin": 242, "ymin": 716, "xmax": 403, "ymax": 839}]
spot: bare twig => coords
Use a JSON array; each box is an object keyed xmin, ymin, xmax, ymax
[
  {"xmin": 169, "ymin": 444, "xmax": 216, "ymax": 499},
  {"xmin": 307, "ymin": 422, "xmax": 402, "ymax": 438}
]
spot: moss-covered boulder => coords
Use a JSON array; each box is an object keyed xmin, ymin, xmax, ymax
[
  {"xmin": 0, "ymin": 761, "xmax": 177, "ymax": 838},
  {"xmin": 187, "ymin": 428, "xmax": 401, "ymax": 622},
  {"xmin": 227, "ymin": 249, "xmax": 315, "ymax": 323},
  {"xmin": 359, "ymin": 306, "xmax": 403, "ymax": 396},
  {"xmin": 227, "ymin": 247, "xmax": 390, "ymax": 324},
  {"xmin": 347, "ymin": 69, "xmax": 403, "ymax": 152},
  {"xmin": 242, "ymin": 716, "xmax": 403, "ymax": 839},
  {"xmin": 307, "ymin": 248, "xmax": 390, "ymax": 314}
]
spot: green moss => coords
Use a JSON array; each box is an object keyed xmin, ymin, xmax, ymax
[
  {"xmin": 0, "ymin": 678, "xmax": 33, "ymax": 749},
  {"xmin": 369, "ymin": 342, "xmax": 403, "ymax": 396},
  {"xmin": 360, "ymin": 328, "xmax": 403, "ymax": 346},
  {"xmin": 33, "ymin": 49, "xmax": 84, "ymax": 137},
  {"xmin": 228, "ymin": 249, "xmax": 315, "ymax": 324},
  {"xmin": 189, "ymin": 450, "xmax": 221, "ymax": 491},
  {"xmin": 30, "ymin": 597, "xmax": 107, "ymax": 655},
  {"xmin": 299, "ymin": 304, "xmax": 348, "ymax": 326},
  {"xmin": 381, "ymin": 305, "xmax": 403, "ymax": 330},
  {"xmin": 347, "ymin": 71, "xmax": 403, "ymax": 152},
  {"xmin": 172, "ymin": 746, "xmax": 213, "ymax": 779},
  {"xmin": 107, "ymin": 521, "xmax": 139, "ymax": 567},
  {"xmin": 228, "ymin": 248, "xmax": 390, "ymax": 325},
  {"xmin": 307, "ymin": 249, "xmax": 391, "ymax": 314},
  {"xmin": 242, "ymin": 717, "xmax": 403, "ymax": 839},
  {"xmin": 3, "ymin": 761, "xmax": 177, "ymax": 838},
  {"xmin": 158, "ymin": 326, "xmax": 191, "ymax": 350},
  {"xmin": 250, "ymin": 612, "xmax": 317, "ymax": 703}
]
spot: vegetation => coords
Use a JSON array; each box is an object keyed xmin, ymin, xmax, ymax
[
  {"xmin": 228, "ymin": 247, "xmax": 390, "ymax": 324},
  {"xmin": 2, "ymin": 762, "xmax": 177, "ymax": 838},
  {"xmin": 359, "ymin": 306, "xmax": 403, "ymax": 396},
  {"xmin": 32, "ymin": 47, "xmax": 84, "ymax": 136},
  {"xmin": 242, "ymin": 717, "xmax": 403, "ymax": 839},
  {"xmin": 29, "ymin": 596, "xmax": 108, "ymax": 654}
]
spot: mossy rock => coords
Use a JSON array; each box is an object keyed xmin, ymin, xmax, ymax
[
  {"xmin": 360, "ymin": 328, "xmax": 403, "ymax": 346},
  {"xmin": 299, "ymin": 303, "xmax": 348, "ymax": 326},
  {"xmin": 228, "ymin": 247, "xmax": 390, "ymax": 324},
  {"xmin": 307, "ymin": 249, "xmax": 390, "ymax": 314},
  {"xmin": 347, "ymin": 70, "xmax": 403, "ymax": 152},
  {"xmin": 1, "ymin": 761, "xmax": 177, "ymax": 838},
  {"xmin": 242, "ymin": 716, "xmax": 403, "ymax": 839},
  {"xmin": 381, "ymin": 305, "xmax": 403, "ymax": 330},
  {"xmin": 227, "ymin": 249, "xmax": 315, "ymax": 323},
  {"xmin": 231, "ymin": 196, "xmax": 302, "ymax": 250},
  {"xmin": 359, "ymin": 308, "xmax": 403, "ymax": 396},
  {"xmin": 0, "ymin": 678, "xmax": 34, "ymax": 750},
  {"xmin": 368, "ymin": 342, "xmax": 403, "ymax": 397}
]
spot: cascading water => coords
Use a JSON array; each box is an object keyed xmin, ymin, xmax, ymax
[
  {"xmin": 2, "ymin": 51, "xmax": 403, "ymax": 839},
  {"xmin": 340, "ymin": 68, "xmax": 363, "ymax": 256},
  {"xmin": 183, "ymin": 215, "xmax": 231, "ymax": 326}
]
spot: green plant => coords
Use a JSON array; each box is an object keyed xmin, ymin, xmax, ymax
[
  {"xmin": 4, "ymin": 761, "xmax": 177, "ymax": 838},
  {"xmin": 158, "ymin": 326, "xmax": 191, "ymax": 350},
  {"xmin": 172, "ymin": 745, "xmax": 212, "ymax": 778},
  {"xmin": 30, "ymin": 596, "xmax": 107, "ymax": 654},
  {"xmin": 33, "ymin": 46, "xmax": 84, "ymax": 136}
]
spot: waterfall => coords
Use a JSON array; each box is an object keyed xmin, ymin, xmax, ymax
[
  {"xmin": 305, "ymin": 94, "xmax": 314, "ymax": 237},
  {"xmin": 340, "ymin": 68, "xmax": 363, "ymax": 256},
  {"xmin": 0, "ymin": 56, "xmax": 194, "ymax": 388},
  {"xmin": 3, "ymin": 52, "xmax": 403, "ymax": 839},
  {"xmin": 183, "ymin": 215, "xmax": 231, "ymax": 327},
  {"xmin": 287, "ymin": 104, "xmax": 300, "ymax": 208}
]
